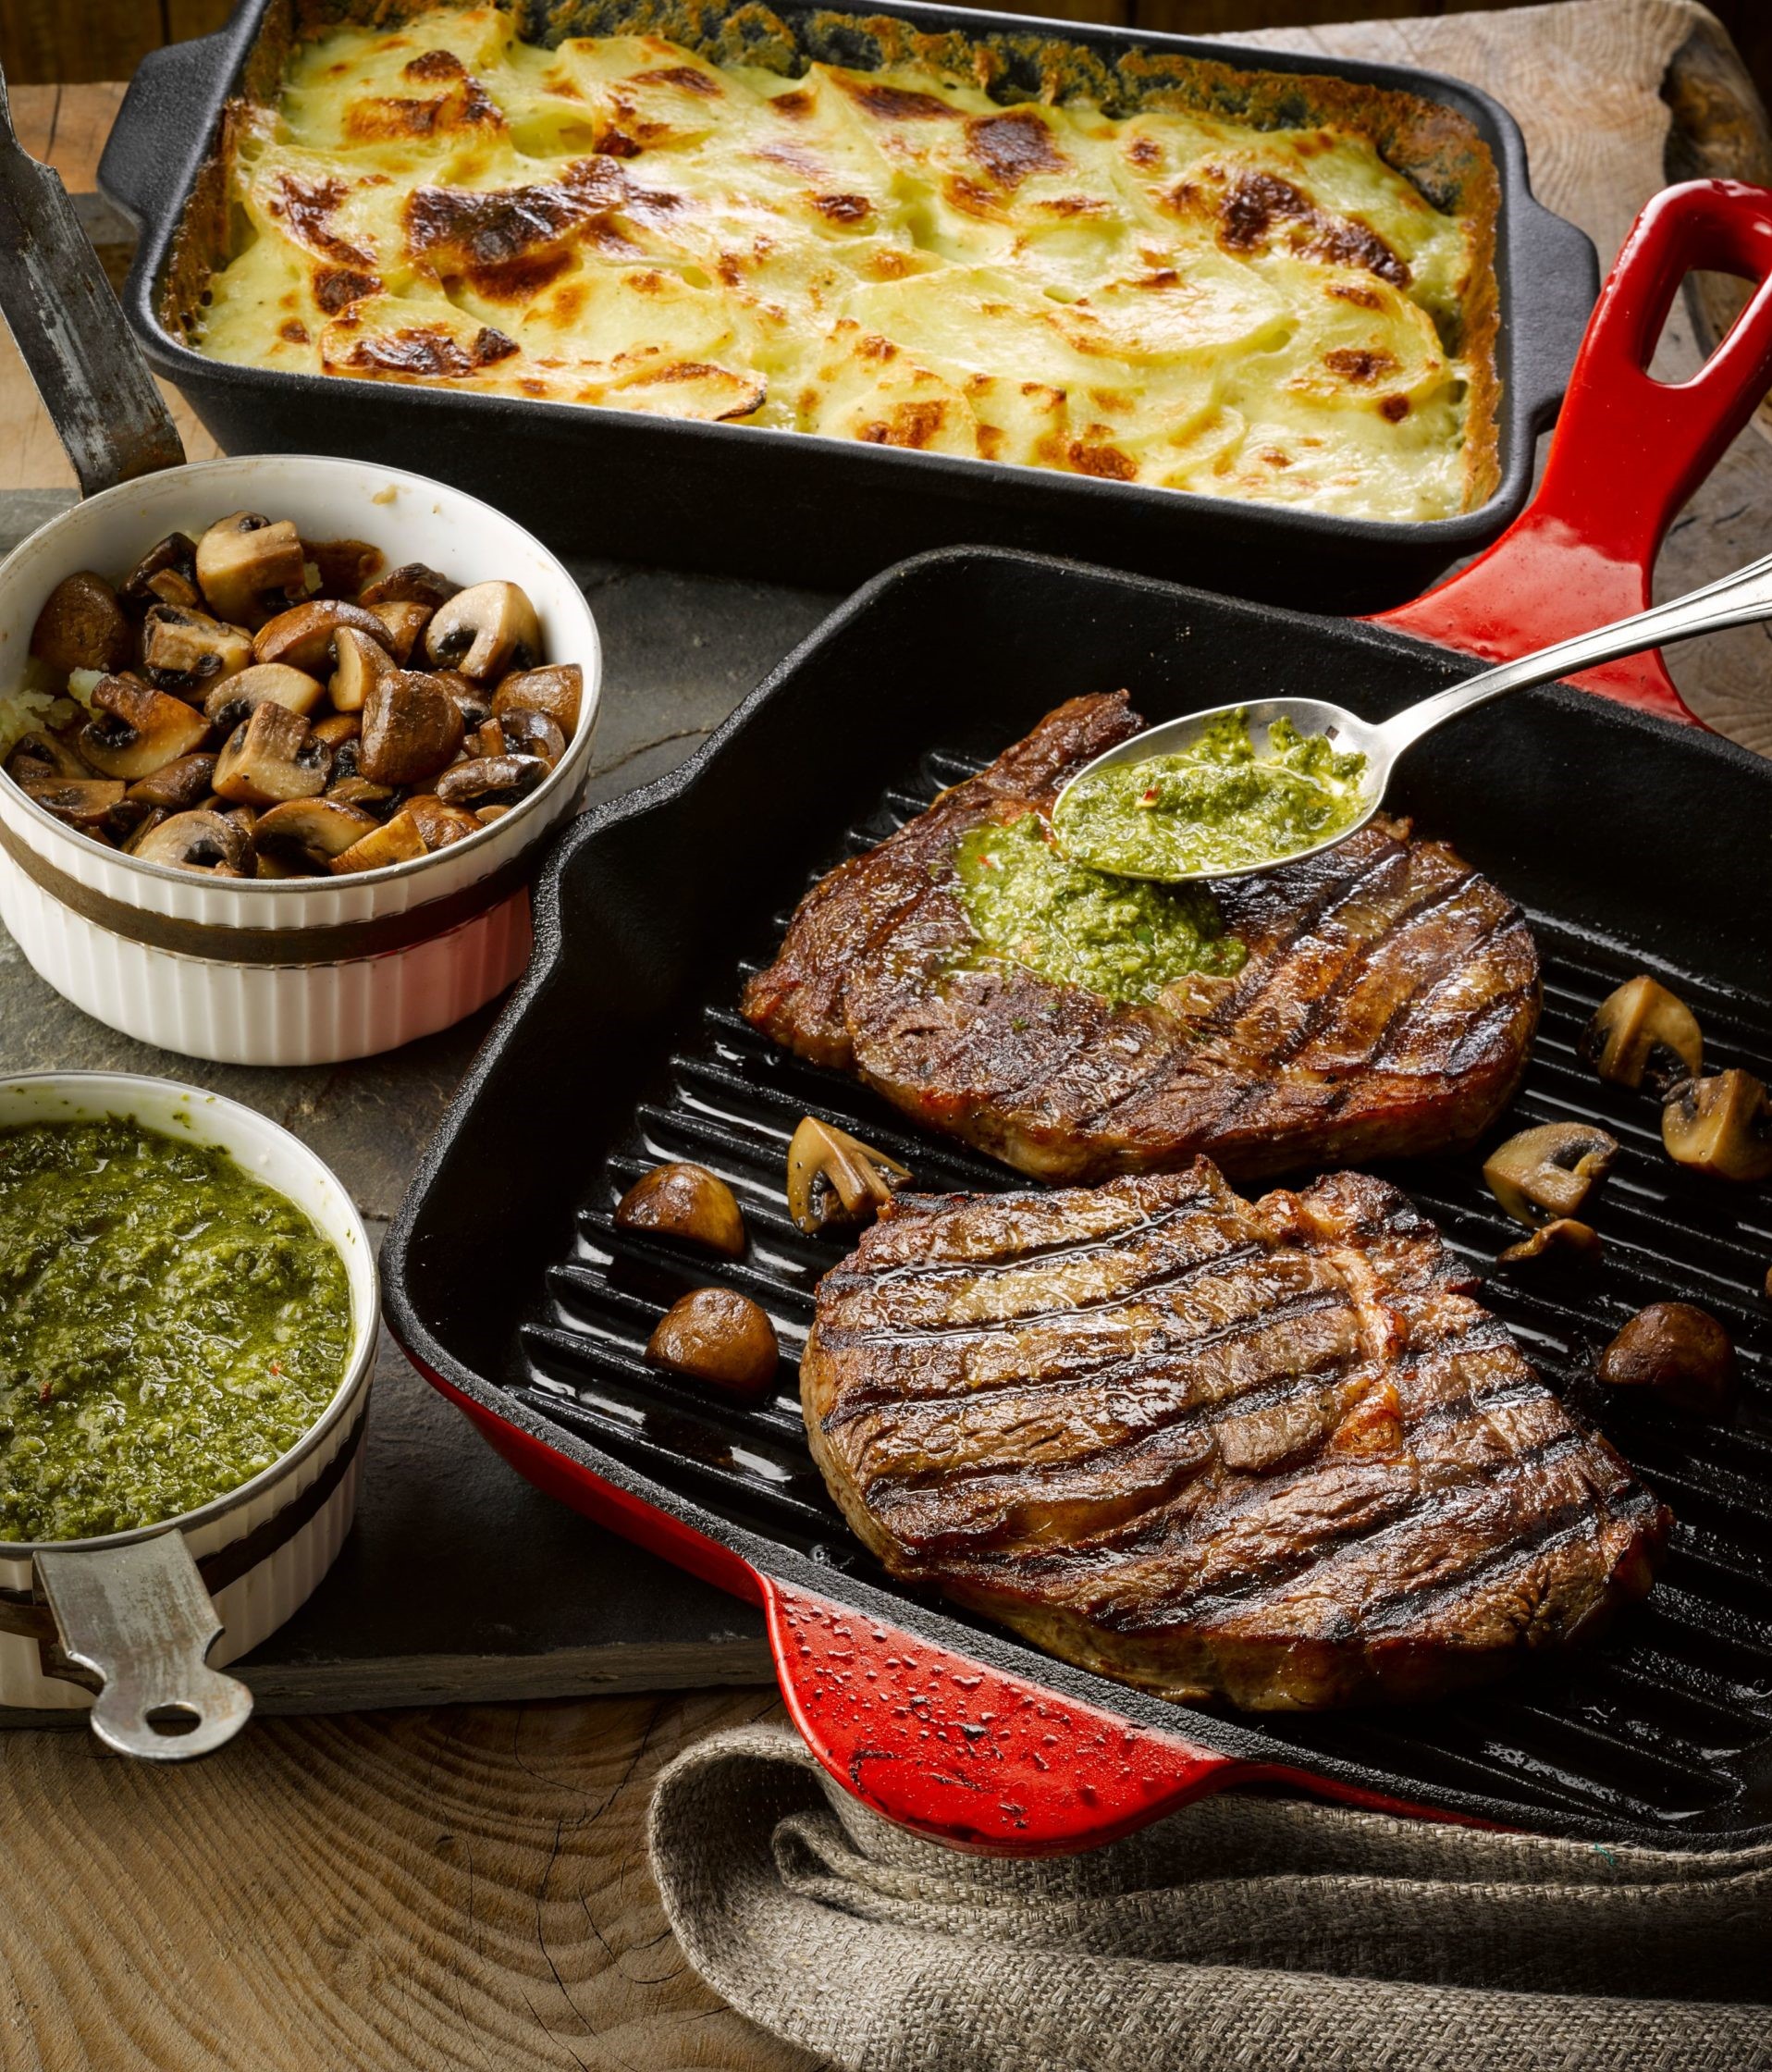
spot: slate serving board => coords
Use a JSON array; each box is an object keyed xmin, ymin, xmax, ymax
[{"xmin": 0, "ymin": 489, "xmax": 837, "ymax": 1722}]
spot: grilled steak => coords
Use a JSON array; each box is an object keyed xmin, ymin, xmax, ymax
[
  {"xmin": 743, "ymin": 692, "xmax": 1540, "ymax": 1183},
  {"xmin": 803, "ymin": 1164, "xmax": 1667, "ymax": 1710}
]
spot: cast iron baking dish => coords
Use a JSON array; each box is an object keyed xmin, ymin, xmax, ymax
[
  {"xmin": 98, "ymin": 0, "xmax": 1595, "ymax": 610},
  {"xmin": 383, "ymin": 540, "xmax": 1772, "ymax": 1856}
]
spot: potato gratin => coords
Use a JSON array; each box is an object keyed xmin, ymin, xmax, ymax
[{"xmin": 195, "ymin": 6, "xmax": 1494, "ymax": 517}]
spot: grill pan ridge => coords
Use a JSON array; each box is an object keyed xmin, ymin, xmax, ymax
[
  {"xmin": 385, "ymin": 548, "xmax": 1772, "ymax": 1851},
  {"xmin": 96, "ymin": 0, "xmax": 1595, "ymax": 610}
]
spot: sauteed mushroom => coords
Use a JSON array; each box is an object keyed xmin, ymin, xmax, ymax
[
  {"xmin": 403, "ymin": 795, "xmax": 482, "ymax": 851},
  {"xmin": 254, "ymin": 796, "xmax": 381, "ymax": 872},
  {"xmin": 126, "ymin": 753, "xmax": 216, "ymax": 813},
  {"xmin": 328, "ymin": 626, "xmax": 395, "ymax": 713},
  {"xmin": 1597, "ymin": 1302, "xmax": 1735, "ymax": 1417},
  {"xmin": 141, "ymin": 604, "xmax": 253, "ymax": 695},
  {"xmin": 253, "ymin": 598, "xmax": 391, "ymax": 674},
  {"xmin": 18, "ymin": 776, "xmax": 126, "ymax": 829},
  {"xmin": 6, "ymin": 730, "xmax": 89, "ymax": 785},
  {"xmin": 328, "ymin": 807, "xmax": 430, "ymax": 874},
  {"xmin": 1662, "ymin": 1071, "xmax": 1772, "ymax": 1182},
  {"xmin": 492, "ymin": 663, "xmax": 583, "ymax": 734},
  {"xmin": 786, "ymin": 1117, "xmax": 910, "ymax": 1234},
  {"xmin": 132, "ymin": 808, "xmax": 254, "ymax": 875},
  {"xmin": 1497, "ymin": 1218, "xmax": 1601, "ymax": 1265},
  {"xmin": 1483, "ymin": 1122, "xmax": 1619, "ymax": 1228},
  {"xmin": 425, "ymin": 581, "xmax": 541, "ymax": 682},
  {"xmin": 29, "ymin": 572, "xmax": 131, "ymax": 674},
  {"xmin": 645, "ymin": 1288, "xmax": 779, "ymax": 1400},
  {"xmin": 359, "ymin": 561, "xmax": 459, "ymax": 611},
  {"xmin": 359, "ymin": 671, "xmax": 464, "ymax": 785},
  {"xmin": 301, "ymin": 536, "xmax": 383, "ymax": 598},
  {"xmin": 118, "ymin": 534, "xmax": 201, "ymax": 612},
  {"xmin": 193, "ymin": 512, "xmax": 306, "ymax": 627},
  {"xmin": 433, "ymin": 753, "xmax": 548, "ymax": 812},
  {"xmin": 78, "ymin": 674, "xmax": 211, "ymax": 781},
  {"xmin": 498, "ymin": 707, "xmax": 567, "ymax": 767},
  {"xmin": 616, "ymin": 1163, "xmax": 746, "ymax": 1258},
  {"xmin": 203, "ymin": 661, "xmax": 326, "ymax": 730},
  {"xmin": 1579, "ymin": 976, "xmax": 1703, "ymax": 1097},
  {"xmin": 363, "ymin": 599, "xmax": 433, "ymax": 663},
  {"xmin": 213, "ymin": 704, "xmax": 330, "ymax": 807}
]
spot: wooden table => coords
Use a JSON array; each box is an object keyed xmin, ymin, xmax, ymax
[{"xmin": 1, "ymin": 24, "xmax": 1768, "ymax": 2066}]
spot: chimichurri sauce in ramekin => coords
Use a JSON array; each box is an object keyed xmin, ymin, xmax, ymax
[
  {"xmin": 1053, "ymin": 709, "xmax": 1369, "ymax": 879},
  {"xmin": 0, "ymin": 1117, "xmax": 352, "ymax": 1543}
]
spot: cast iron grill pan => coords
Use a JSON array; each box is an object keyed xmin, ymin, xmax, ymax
[{"xmin": 384, "ymin": 549, "xmax": 1772, "ymax": 1848}]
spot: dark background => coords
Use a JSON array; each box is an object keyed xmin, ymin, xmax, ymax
[{"xmin": 4, "ymin": 0, "xmax": 1768, "ymax": 100}]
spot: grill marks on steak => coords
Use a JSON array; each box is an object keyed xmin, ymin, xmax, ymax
[
  {"xmin": 742, "ymin": 692, "xmax": 1540, "ymax": 1182},
  {"xmin": 803, "ymin": 1166, "xmax": 1667, "ymax": 1710}
]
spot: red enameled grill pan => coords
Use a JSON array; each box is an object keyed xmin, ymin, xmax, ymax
[{"xmin": 384, "ymin": 179, "xmax": 1772, "ymax": 1856}]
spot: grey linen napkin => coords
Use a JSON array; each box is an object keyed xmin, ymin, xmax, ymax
[{"xmin": 649, "ymin": 1721, "xmax": 1772, "ymax": 2071}]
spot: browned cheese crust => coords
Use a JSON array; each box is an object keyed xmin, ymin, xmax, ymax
[
  {"xmin": 803, "ymin": 1165, "xmax": 1668, "ymax": 1710},
  {"xmin": 743, "ymin": 692, "xmax": 1542, "ymax": 1184}
]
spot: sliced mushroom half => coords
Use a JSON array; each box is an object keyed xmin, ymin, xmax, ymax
[
  {"xmin": 498, "ymin": 707, "xmax": 567, "ymax": 767},
  {"xmin": 126, "ymin": 753, "xmax": 217, "ymax": 812},
  {"xmin": 328, "ymin": 626, "xmax": 396, "ymax": 713},
  {"xmin": 78, "ymin": 675, "xmax": 212, "ymax": 781},
  {"xmin": 29, "ymin": 571, "xmax": 132, "ymax": 675},
  {"xmin": 403, "ymin": 795, "xmax": 483, "ymax": 851},
  {"xmin": 492, "ymin": 663, "xmax": 582, "ymax": 734},
  {"xmin": 132, "ymin": 807, "xmax": 254, "ymax": 875},
  {"xmin": 362, "ymin": 599, "xmax": 433, "ymax": 663},
  {"xmin": 1483, "ymin": 1121, "xmax": 1619, "ymax": 1228},
  {"xmin": 254, "ymin": 796, "xmax": 381, "ymax": 872},
  {"xmin": 6, "ymin": 729, "xmax": 92, "ymax": 785},
  {"xmin": 194, "ymin": 512, "xmax": 307, "ymax": 627},
  {"xmin": 432, "ymin": 752, "xmax": 549, "ymax": 812},
  {"xmin": 786, "ymin": 1117, "xmax": 911, "ymax": 1235},
  {"xmin": 359, "ymin": 561, "xmax": 460, "ymax": 611},
  {"xmin": 1498, "ymin": 1218, "xmax": 1602, "ymax": 1265},
  {"xmin": 616, "ymin": 1163, "xmax": 746, "ymax": 1258},
  {"xmin": 141, "ymin": 604, "xmax": 254, "ymax": 696},
  {"xmin": 203, "ymin": 661, "xmax": 326, "ymax": 731},
  {"xmin": 212, "ymin": 703, "xmax": 331, "ymax": 807},
  {"xmin": 358, "ymin": 672, "xmax": 465, "ymax": 785},
  {"xmin": 1662, "ymin": 1071, "xmax": 1772, "ymax": 1182},
  {"xmin": 18, "ymin": 776, "xmax": 127, "ymax": 829},
  {"xmin": 118, "ymin": 534, "xmax": 201, "ymax": 613},
  {"xmin": 328, "ymin": 807, "xmax": 431, "ymax": 874},
  {"xmin": 1579, "ymin": 976, "xmax": 1702, "ymax": 1097},
  {"xmin": 424, "ymin": 580, "xmax": 541, "ymax": 682},
  {"xmin": 253, "ymin": 598, "xmax": 393, "ymax": 675}
]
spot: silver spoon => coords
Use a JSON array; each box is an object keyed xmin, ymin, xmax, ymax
[{"xmin": 1051, "ymin": 551, "xmax": 1772, "ymax": 883}]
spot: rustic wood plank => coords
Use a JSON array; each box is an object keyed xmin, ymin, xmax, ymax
[{"xmin": 0, "ymin": 1688, "xmax": 818, "ymax": 2072}]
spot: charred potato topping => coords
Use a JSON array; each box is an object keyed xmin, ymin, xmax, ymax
[{"xmin": 5, "ymin": 517, "xmax": 583, "ymax": 878}]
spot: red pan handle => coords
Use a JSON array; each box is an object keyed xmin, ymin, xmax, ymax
[
  {"xmin": 1374, "ymin": 179, "xmax": 1772, "ymax": 723},
  {"xmin": 763, "ymin": 1582, "xmax": 1462, "ymax": 1854}
]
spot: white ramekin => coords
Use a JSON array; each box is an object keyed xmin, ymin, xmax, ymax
[
  {"xmin": 0, "ymin": 455, "xmax": 601, "ymax": 1065},
  {"xmin": 0, "ymin": 1072, "xmax": 377, "ymax": 1758}
]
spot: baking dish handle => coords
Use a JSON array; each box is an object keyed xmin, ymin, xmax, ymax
[
  {"xmin": 1375, "ymin": 179, "xmax": 1772, "ymax": 723},
  {"xmin": 1505, "ymin": 194, "xmax": 1603, "ymax": 435},
  {"xmin": 97, "ymin": 28, "xmax": 240, "ymax": 237}
]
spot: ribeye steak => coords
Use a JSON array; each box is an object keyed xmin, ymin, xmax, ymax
[
  {"xmin": 744, "ymin": 692, "xmax": 1540, "ymax": 1183},
  {"xmin": 802, "ymin": 1164, "xmax": 1667, "ymax": 1710}
]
